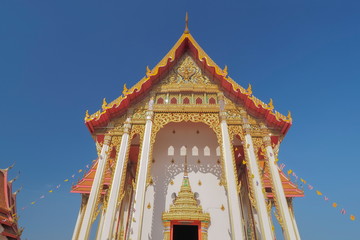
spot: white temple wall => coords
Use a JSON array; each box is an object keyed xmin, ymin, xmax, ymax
[{"xmin": 142, "ymin": 122, "xmax": 232, "ymax": 240}]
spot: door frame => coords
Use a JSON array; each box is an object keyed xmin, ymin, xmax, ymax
[{"xmin": 170, "ymin": 220, "xmax": 201, "ymax": 240}]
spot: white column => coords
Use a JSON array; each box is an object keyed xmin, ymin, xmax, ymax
[
  {"xmin": 77, "ymin": 135, "xmax": 112, "ymax": 240},
  {"xmin": 220, "ymin": 114, "xmax": 245, "ymax": 240},
  {"xmin": 100, "ymin": 119, "xmax": 131, "ymax": 240},
  {"xmin": 72, "ymin": 194, "xmax": 88, "ymax": 240},
  {"xmin": 123, "ymin": 187, "xmax": 134, "ymax": 240},
  {"xmin": 95, "ymin": 207, "xmax": 106, "ymax": 239},
  {"xmin": 263, "ymin": 135, "xmax": 299, "ymax": 240},
  {"xmin": 111, "ymin": 204, "xmax": 122, "ymax": 238},
  {"xmin": 242, "ymin": 121, "xmax": 273, "ymax": 239},
  {"xmin": 129, "ymin": 101, "xmax": 154, "ymax": 240},
  {"xmin": 288, "ymin": 200, "xmax": 301, "ymax": 240}
]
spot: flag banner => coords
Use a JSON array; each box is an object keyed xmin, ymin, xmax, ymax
[
  {"xmin": 279, "ymin": 163, "xmax": 285, "ymax": 170},
  {"xmin": 19, "ymin": 160, "xmax": 95, "ymax": 214},
  {"xmin": 276, "ymin": 159, "xmax": 357, "ymax": 222}
]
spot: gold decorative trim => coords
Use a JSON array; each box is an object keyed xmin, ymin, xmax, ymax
[{"xmin": 131, "ymin": 124, "xmax": 145, "ymax": 191}]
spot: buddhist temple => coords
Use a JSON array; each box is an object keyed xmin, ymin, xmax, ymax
[
  {"xmin": 0, "ymin": 165, "xmax": 21, "ymax": 240},
  {"xmin": 71, "ymin": 15, "xmax": 303, "ymax": 240}
]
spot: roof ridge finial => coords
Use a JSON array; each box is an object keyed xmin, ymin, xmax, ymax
[
  {"xmin": 2, "ymin": 162, "xmax": 16, "ymax": 172},
  {"xmin": 184, "ymin": 12, "xmax": 189, "ymax": 34}
]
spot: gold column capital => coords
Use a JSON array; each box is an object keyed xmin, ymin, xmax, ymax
[
  {"xmin": 262, "ymin": 135, "xmax": 272, "ymax": 147},
  {"xmin": 103, "ymin": 134, "xmax": 112, "ymax": 145},
  {"xmin": 123, "ymin": 118, "xmax": 132, "ymax": 134}
]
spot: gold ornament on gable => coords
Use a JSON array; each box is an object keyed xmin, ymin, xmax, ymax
[{"xmin": 163, "ymin": 55, "xmax": 213, "ymax": 86}]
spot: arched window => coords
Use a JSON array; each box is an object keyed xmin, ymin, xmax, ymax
[
  {"xmin": 157, "ymin": 98, "xmax": 164, "ymax": 104},
  {"xmin": 204, "ymin": 146, "xmax": 210, "ymax": 156},
  {"xmin": 196, "ymin": 97, "xmax": 202, "ymax": 104},
  {"xmin": 183, "ymin": 97, "xmax": 190, "ymax": 104},
  {"xmin": 168, "ymin": 146, "xmax": 174, "ymax": 156},
  {"xmin": 209, "ymin": 97, "xmax": 216, "ymax": 104},
  {"xmin": 171, "ymin": 97, "xmax": 177, "ymax": 104},
  {"xmin": 192, "ymin": 146, "xmax": 199, "ymax": 156},
  {"xmin": 180, "ymin": 146, "xmax": 187, "ymax": 156},
  {"xmin": 216, "ymin": 146, "xmax": 220, "ymax": 156}
]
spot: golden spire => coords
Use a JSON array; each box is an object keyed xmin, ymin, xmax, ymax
[
  {"xmin": 184, "ymin": 12, "xmax": 189, "ymax": 34},
  {"xmin": 184, "ymin": 155, "xmax": 188, "ymax": 176},
  {"xmin": 162, "ymin": 154, "xmax": 210, "ymax": 222}
]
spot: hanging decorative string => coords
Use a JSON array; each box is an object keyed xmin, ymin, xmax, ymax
[
  {"xmin": 277, "ymin": 160, "xmax": 356, "ymax": 222},
  {"xmin": 18, "ymin": 160, "xmax": 95, "ymax": 213}
]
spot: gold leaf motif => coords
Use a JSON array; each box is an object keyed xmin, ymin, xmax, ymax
[
  {"xmin": 221, "ymin": 204, "xmax": 225, "ymax": 211},
  {"xmin": 163, "ymin": 55, "xmax": 212, "ymax": 85}
]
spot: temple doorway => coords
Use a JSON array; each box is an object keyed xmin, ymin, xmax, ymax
[{"xmin": 173, "ymin": 225, "xmax": 199, "ymax": 240}]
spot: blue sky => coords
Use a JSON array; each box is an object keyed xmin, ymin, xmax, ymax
[{"xmin": 1, "ymin": 1, "xmax": 359, "ymax": 239}]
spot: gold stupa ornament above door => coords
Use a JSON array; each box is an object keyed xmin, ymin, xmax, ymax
[{"xmin": 162, "ymin": 157, "xmax": 210, "ymax": 240}]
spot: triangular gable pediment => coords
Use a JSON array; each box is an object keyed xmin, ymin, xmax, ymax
[
  {"xmin": 84, "ymin": 32, "xmax": 292, "ymax": 135},
  {"xmin": 162, "ymin": 53, "xmax": 213, "ymax": 86}
]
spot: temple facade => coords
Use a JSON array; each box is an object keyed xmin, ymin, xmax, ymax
[{"xmin": 71, "ymin": 18, "xmax": 303, "ymax": 240}]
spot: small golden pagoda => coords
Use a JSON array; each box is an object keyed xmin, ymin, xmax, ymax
[{"xmin": 162, "ymin": 157, "xmax": 210, "ymax": 239}]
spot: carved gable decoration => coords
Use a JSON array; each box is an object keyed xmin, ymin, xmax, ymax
[{"xmin": 163, "ymin": 54, "xmax": 212, "ymax": 86}]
